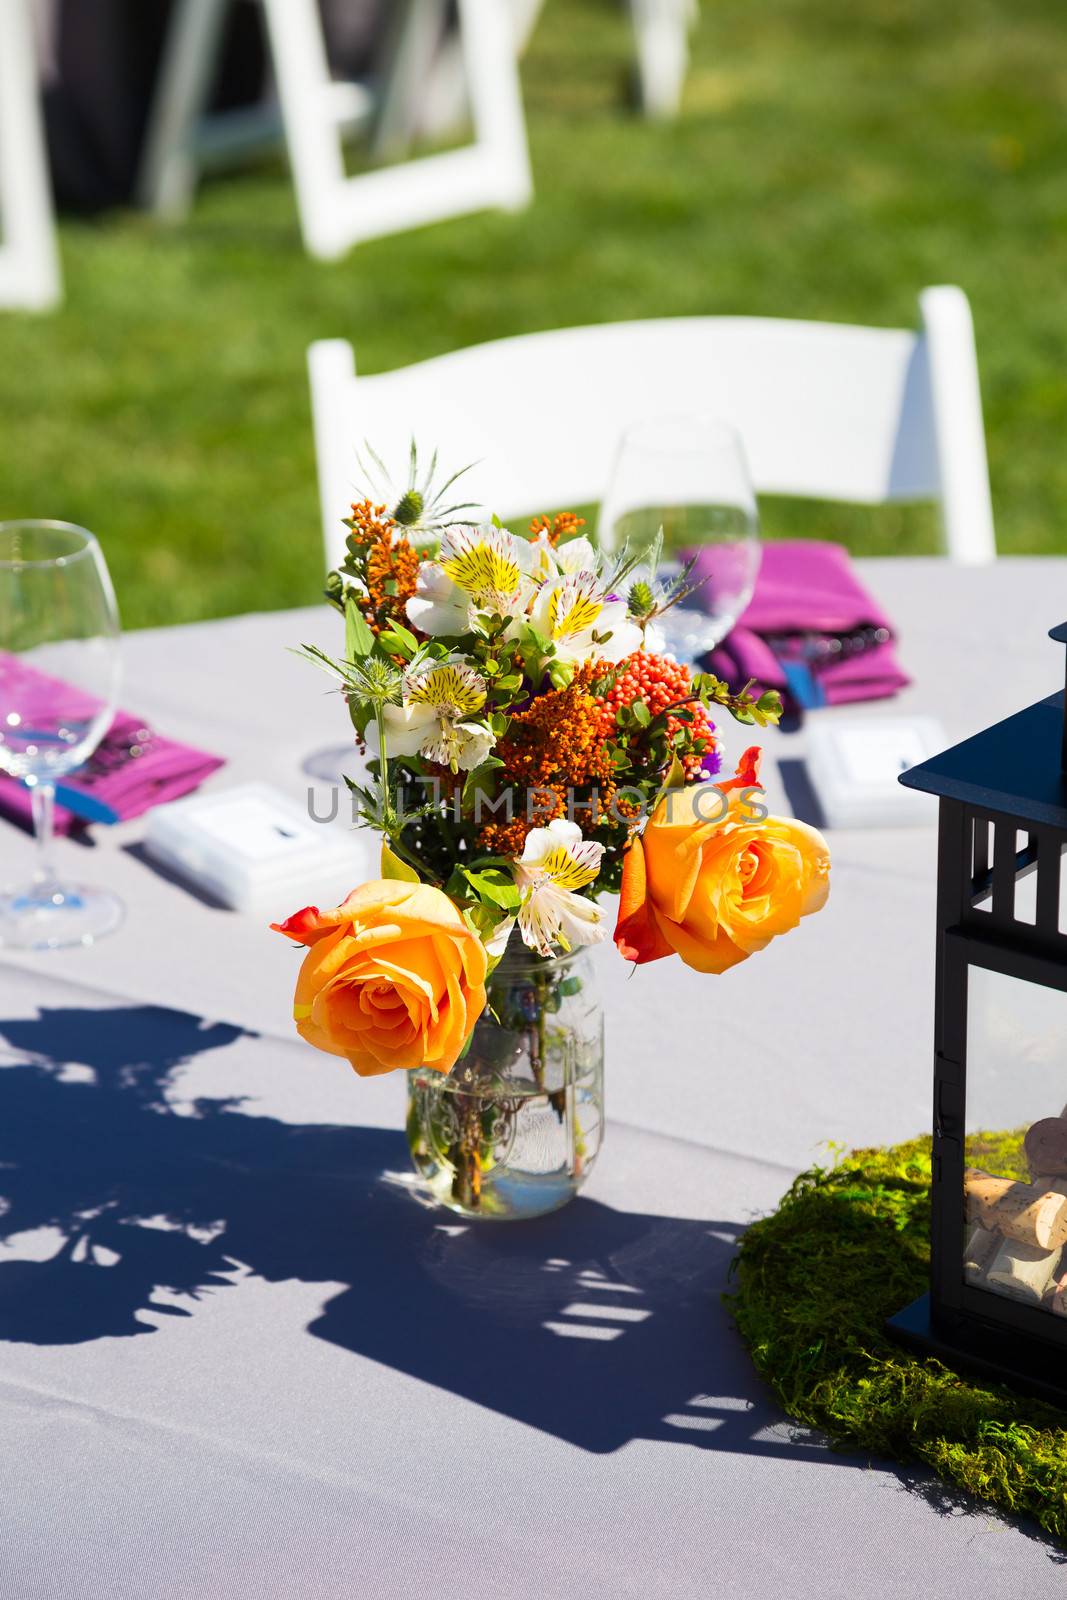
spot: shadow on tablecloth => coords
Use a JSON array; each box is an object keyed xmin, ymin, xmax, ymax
[{"xmin": 1, "ymin": 994, "xmax": 1062, "ymax": 1560}]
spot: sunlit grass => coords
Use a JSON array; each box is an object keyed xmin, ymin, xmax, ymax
[{"xmin": 0, "ymin": 0, "xmax": 1064, "ymax": 627}]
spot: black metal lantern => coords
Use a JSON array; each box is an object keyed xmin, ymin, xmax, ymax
[{"xmin": 888, "ymin": 624, "xmax": 1067, "ymax": 1401}]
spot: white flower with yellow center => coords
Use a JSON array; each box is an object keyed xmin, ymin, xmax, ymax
[
  {"xmin": 527, "ymin": 571, "xmax": 643, "ymax": 666},
  {"xmin": 527, "ymin": 532, "xmax": 600, "ymax": 583},
  {"xmin": 406, "ymin": 524, "xmax": 535, "ymax": 637},
  {"xmin": 375, "ymin": 660, "xmax": 494, "ymax": 773},
  {"xmin": 513, "ymin": 819, "xmax": 606, "ymax": 956}
]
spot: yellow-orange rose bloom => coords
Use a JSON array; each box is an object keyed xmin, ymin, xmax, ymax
[
  {"xmin": 272, "ymin": 880, "xmax": 488, "ymax": 1077},
  {"xmin": 614, "ymin": 749, "xmax": 830, "ymax": 973}
]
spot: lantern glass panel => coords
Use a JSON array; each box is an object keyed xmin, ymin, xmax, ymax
[{"xmin": 964, "ymin": 965, "xmax": 1067, "ymax": 1318}]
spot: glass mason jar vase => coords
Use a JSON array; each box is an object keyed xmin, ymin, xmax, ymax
[{"xmin": 406, "ymin": 940, "xmax": 604, "ymax": 1220}]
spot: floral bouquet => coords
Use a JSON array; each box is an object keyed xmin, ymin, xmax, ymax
[{"xmin": 275, "ymin": 451, "xmax": 829, "ymax": 1218}]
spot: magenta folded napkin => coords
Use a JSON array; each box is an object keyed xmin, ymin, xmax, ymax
[
  {"xmin": 0, "ymin": 655, "xmax": 225, "ymax": 835},
  {"xmin": 691, "ymin": 540, "xmax": 910, "ymax": 711}
]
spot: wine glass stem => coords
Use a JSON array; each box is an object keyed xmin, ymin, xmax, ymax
[{"xmin": 30, "ymin": 781, "xmax": 57, "ymax": 888}]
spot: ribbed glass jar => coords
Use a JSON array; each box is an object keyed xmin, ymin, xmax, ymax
[{"xmin": 406, "ymin": 939, "xmax": 604, "ymax": 1220}]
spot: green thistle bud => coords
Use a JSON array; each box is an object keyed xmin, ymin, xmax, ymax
[
  {"xmin": 393, "ymin": 489, "xmax": 425, "ymax": 527},
  {"xmin": 347, "ymin": 654, "xmax": 405, "ymax": 707},
  {"xmin": 628, "ymin": 579, "xmax": 656, "ymax": 618}
]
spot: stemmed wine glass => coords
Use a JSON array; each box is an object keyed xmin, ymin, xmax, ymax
[
  {"xmin": 598, "ymin": 415, "xmax": 762, "ymax": 661},
  {"xmin": 0, "ymin": 521, "xmax": 124, "ymax": 949}
]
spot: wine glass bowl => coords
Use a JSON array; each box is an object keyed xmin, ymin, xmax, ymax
[
  {"xmin": 0, "ymin": 521, "xmax": 124, "ymax": 949},
  {"xmin": 598, "ymin": 414, "xmax": 762, "ymax": 660}
]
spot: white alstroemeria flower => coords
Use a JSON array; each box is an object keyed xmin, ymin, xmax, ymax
[
  {"xmin": 484, "ymin": 915, "xmax": 516, "ymax": 959},
  {"xmin": 513, "ymin": 819, "xmax": 606, "ymax": 957},
  {"xmin": 407, "ymin": 524, "xmax": 535, "ymax": 637},
  {"xmin": 405, "ymin": 561, "xmax": 470, "ymax": 637},
  {"xmin": 373, "ymin": 659, "xmax": 494, "ymax": 773},
  {"xmin": 528, "ymin": 532, "xmax": 601, "ymax": 583},
  {"xmin": 527, "ymin": 571, "xmax": 643, "ymax": 666}
]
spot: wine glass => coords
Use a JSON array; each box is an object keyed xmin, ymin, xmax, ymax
[
  {"xmin": 0, "ymin": 521, "xmax": 124, "ymax": 949},
  {"xmin": 598, "ymin": 415, "xmax": 762, "ymax": 661}
]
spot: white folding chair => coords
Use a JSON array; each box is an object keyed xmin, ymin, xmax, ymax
[
  {"xmin": 513, "ymin": 0, "xmax": 695, "ymax": 119},
  {"xmin": 138, "ymin": 0, "xmax": 532, "ymax": 260},
  {"xmin": 0, "ymin": 0, "xmax": 62, "ymax": 312},
  {"xmin": 308, "ymin": 288, "xmax": 997, "ymax": 569}
]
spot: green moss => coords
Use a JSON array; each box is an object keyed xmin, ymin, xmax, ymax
[{"xmin": 729, "ymin": 1130, "xmax": 1067, "ymax": 1544}]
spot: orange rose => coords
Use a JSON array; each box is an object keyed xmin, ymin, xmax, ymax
[
  {"xmin": 614, "ymin": 748, "xmax": 829, "ymax": 973},
  {"xmin": 272, "ymin": 880, "xmax": 488, "ymax": 1077}
]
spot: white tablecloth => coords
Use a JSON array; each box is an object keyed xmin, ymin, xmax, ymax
[{"xmin": 3, "ymin": 559, "xmax": 1067, "ymax": 1597}]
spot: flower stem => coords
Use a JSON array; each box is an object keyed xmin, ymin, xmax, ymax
[
  {"xmin": 374, "ymin": 703, "xmax": 391, "ymax": 827},
  {"xmin": 389, "ymin": 831, "xmax": 441, "ymax": 885},
  {"xmin": 532, "ymin": 966, "xmax": 548, "ymax": 1092}
]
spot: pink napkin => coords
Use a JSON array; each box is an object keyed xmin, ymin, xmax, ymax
[
  {"xmin": 0, "ymin": 655, "xmax": 225, "ymax": 835},
  {"xmin": 692, "ymin": 540, "xmax": 911, "ymax": 711}
]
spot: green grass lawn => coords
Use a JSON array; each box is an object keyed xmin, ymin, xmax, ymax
[{"xmin": 1, "ymin": 0, "xmax": 1065, "ymax": 629}]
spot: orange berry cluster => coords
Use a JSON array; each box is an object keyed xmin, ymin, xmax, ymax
[
  {"xmin": 527, "ymin": 512, "xmax": 586, "ymax": 548},
  {"xmin": 344, "ymin": 501, "xmax": 420, "ymax": 635},
  {"xmin": 479, "ymin": 665, "xmax": 618, "ymax": 855},
  {"xmin": 600, "ymin": 651, "xmax": 718, "ymax": 779}
]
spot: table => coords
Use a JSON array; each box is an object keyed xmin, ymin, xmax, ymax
[{"xmin": 2, "ymin": 559, "xmax": 1067, "ymax": 1597}]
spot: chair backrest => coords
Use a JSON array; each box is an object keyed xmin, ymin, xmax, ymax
[{"xmin": 308, "ymin": 286, "xmax": 995, "ymax": 568}]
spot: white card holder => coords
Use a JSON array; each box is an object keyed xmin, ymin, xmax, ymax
[
  {"xmin": 804, "ymin": 716, "xmax": 946, "ymax": 829},
  {"xmin": 144, "ymin": 782, "xmax": 373, "ymax": 913}
]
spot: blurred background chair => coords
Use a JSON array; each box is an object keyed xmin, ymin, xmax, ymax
[
  {"xmin": 514, "ymin": 0, "xmax": 695, "ymax": 119},
  {"xmin": 308, "ymin": 286, "xmax": 996, "ymax": 569},
  {"xmin": 0, "ymin": 0, "xmax": 62, "ymax": 311},
  {"xmin": 138, "ymin": 0, "xmax": 532, "ymax": 259},
  {"xmin": 629, "ymin": 0, "xmax": 697, "ymax": 118}
]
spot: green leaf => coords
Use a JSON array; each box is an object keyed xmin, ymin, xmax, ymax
[
  {"xmin": 344, "ymin": 597, "xmax": 375, "ymax": 660},
  {"xmin": 661, "ymin": 752, "xmax": 687, "ymax": 791},
  {"xmin": 380, "ymin": 842, "xmax": 421, "ymax": 883},
  {"xmin": 376, "ymin": 622, "xmax": 419, "ymax": 658},
  {"xmin": 347, "ymin": 697, "xmax": 374, "ymax": 738},
  {"xmin": 463, "ymin": 867, "xmax": 520, "ymax": 911},
  {"xmin": 444, "ymin": 864, "xmax": 469, "ymax": 903},
  {"xmin": 462, "ymin": 754, "xmax": 504, "ymax": 808},
  {"xmin": 632, "ymin": 699, "xmax": 651, "ymax": 727},
  {"xmin": 693, "ymin": 672, "xmax": 727, "ymax": 700}
]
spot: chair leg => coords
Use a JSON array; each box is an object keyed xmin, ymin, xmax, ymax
[
  {"xmin": 458, "ymin": 0, "xmax": 534, "ymax": 213},
  {"xmin": 137, "ymin": 0, "xmax": 230, "ymax": 218},
  {"xmin": 629, "ymin": 0, "xmax": 692, "ymax": 119},
  {"xmin": 259, "ymin": 0, "xmax": 350, "ymax": 259},
  {"xmin": 0, "ymin": 0, "xmax": 61, "ymax": 311},
  {"xmin": 513, "ymin": 0, "xmax": 547, "ymax": 55},
  {"xmin": 390, "ymin": 0, "xmax": 545, "ymax": 154},
  {"xmin": 370, "ymin": 0, "xmax": 449, "ymax": 161}
]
